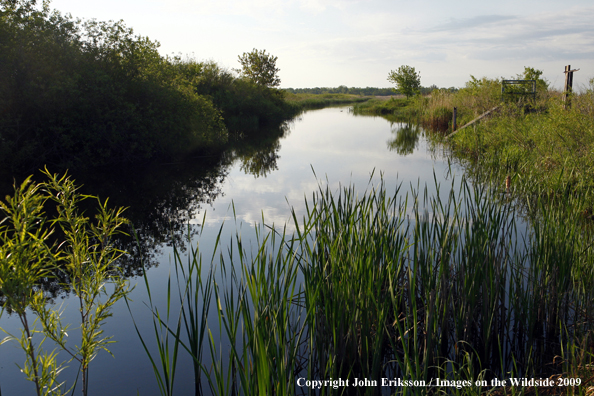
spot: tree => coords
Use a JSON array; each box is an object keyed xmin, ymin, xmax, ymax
[
  {"xmin": 237, "ymin": 48, "xmax": 281, "ymax": 88},
  {"xmin": 517, "ymin": 66, "xmax": 549, "ymax": 91},
  {"xmin": 387, "ymin": 65, "xmax": 421, "ymax": 99}
]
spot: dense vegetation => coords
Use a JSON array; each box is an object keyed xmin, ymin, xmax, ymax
[
  {"xmin": 408, "ymin": 69, "xmax": 594, "ymax": 200},
  {"xmin": 135, "ymin": 174, "xmax": 594, "ymax": 396},
  {"xmin": 3, "ymin": 2, "xmax": 594, "ymax": 391},
  {"xmin": 0, "ymin": 0, "xmax": 298, "ymax": 173}
]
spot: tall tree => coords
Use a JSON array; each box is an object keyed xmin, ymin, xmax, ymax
[
  {"xmin": 387, "ymin": 65, "xmax": 421, "ymax": 99},
  {"xmin": 237, "ymin": 48, "xmax": 281, "ymax": 88}
]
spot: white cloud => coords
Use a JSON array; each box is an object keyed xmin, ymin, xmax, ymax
[{"xmin": 49, "ymin": 0, "xmax": 594, "ymax": 88}]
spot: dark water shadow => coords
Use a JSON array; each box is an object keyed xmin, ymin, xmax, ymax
[{"xmin": 0, "ymin": 122, "xmax": 291, "ymax": 296}]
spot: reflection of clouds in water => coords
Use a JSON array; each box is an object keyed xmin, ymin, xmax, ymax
[
  {"xmin": 196, "ymin": 177, "xmax": 322, "ymax": 236},
  {"xmin": 193, "ymin": 108, "xmax": 466, "ymax": 243}
]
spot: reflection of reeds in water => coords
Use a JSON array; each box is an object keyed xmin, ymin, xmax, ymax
[{"xmin": 138, "ymin": 175, "xmax": 594, "ymax": 395}]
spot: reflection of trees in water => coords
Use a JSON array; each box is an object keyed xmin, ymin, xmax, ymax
[
  {"xmin": 387, "ymin": 121, "xmax": 422, "ymax": 156},
  {"xmin": 238, "ymin": 140, "xmax": 281, "ymax": 178},
  {"xmin": 38, "ymin": 122, "xmax": 289, "ymax": 283},
  {"xmin": 103, "ymin": 122, "xmax": 292, "ymax": 274},
  {"xmin": 74, "ymin": 156, "xmax": 230, "ymax": 278},
  {"xmin": 350, "ymin": 111, "xmax": 424, "ymax": 157},
  {"xmin": 0, "ymin": 119, "xmax": 293, "ymax": 298},
  {"xmin": 230, "ymin": 122, "xmax": 291, "ymax": 178}
]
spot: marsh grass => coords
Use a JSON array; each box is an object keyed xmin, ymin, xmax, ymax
[
  {"xmin": 284, "ymin": 93, "xmax": 371, "ymax": 110},
  {"xmin": 352, "ymin": 97, "xmax": 410, "ymax": 116},
  {"xmin": 405, "ymin": 76, "xmax": 557, "ymax": 134},
  {"xmin": 447, "ymin": 92, "xmax": 594, "ymax": 217},
  {"xmin": 138, "ymin": 173, "xmax": 594, "ymax": 395}
]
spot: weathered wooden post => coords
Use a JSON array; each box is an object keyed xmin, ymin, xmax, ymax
[
  {"xmin": 452, "ymin": 107, "xmax": 457, "ymax": 132},
  {"xmin": 563, "ymin": 65, "xmax": 580, "ymax": 109},
  {"xmin": 563, "ymin": 65, "xmax": 571, "ymax": 108}
]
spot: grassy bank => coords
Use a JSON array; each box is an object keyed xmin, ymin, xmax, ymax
[
  {"xmin": 352, "ymin": 71, "xmax": 594, "ymax": 217},
  {"xmin": 284, "ymin": 92, "xmax": 371, "ymax": 109},
  {"xmin": 448, "ymin": 93, "xmax": 594, "ymax": 197},
  {"xmin": 352, "ymin": 96, "xmax": 411, "ymax": 115},
  {"xmin": 409, "ymin": 72, "xmax": 594, "ymax": 217}
]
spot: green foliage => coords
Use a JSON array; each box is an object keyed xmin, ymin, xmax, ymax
[
  {"xmin": 450, "ymin": 94, "xmax": 594, "ymax": 197},
  {"xmin": 387, "ymin": 65, "xmax": 421, "ymax": 99},
  {"xmin": 237, "ymin": 48, "xmax": 281, "ymax": 88},
  {"xmin": 0, "ymin": 169, "xmax": 131, "ymax": 396},
  {"xmin": 284, "ymin": 92, "xmax": 370, "ymax": 110},
  {"xmin": 517, "ymin": 66, "xmax": 549, "ymax": 91},
  {"xmin": 0, "ymin": 175, "xmax": 59, "ymax": 395},
  {"xmin": 0, "ymin": 0, "xmax": 229, "ymax": 171},
  {"xmin": 185, "ymin": 60, "xmax": 298, "ymax": 132},
  {"xmin": 137, "ymin": 175, "xmax": 594, "ymax": 395}
]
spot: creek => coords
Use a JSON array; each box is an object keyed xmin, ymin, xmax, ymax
[{"xmin": 0, "ymin": 106, "xmax": 503, "ymax": 395}]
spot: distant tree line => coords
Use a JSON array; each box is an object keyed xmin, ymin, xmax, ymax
[
  {"xmin": 0, "ymin": 0, "xmax": 296, "ymax": 173},
  {"xmin": 284, "ymin": 85, "xmax": 458, "ymax": 96}
]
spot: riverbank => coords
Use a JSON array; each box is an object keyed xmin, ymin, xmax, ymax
[
  {"xmin": 416, "ymin": 80, "xmax": 594, "ymax": 222},
  {"xmin": 352, "ymin": 96, "xmax": 410, "ymax": 115},
  {"xmin": 284, "ymin": 92, "xmax": 372, "ymax": 109},
  {"xmin": 354, "ymin": 76, "xmax": 594, "ymax": 213}
]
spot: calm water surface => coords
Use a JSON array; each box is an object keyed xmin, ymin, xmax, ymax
[{"xmin": 0, "ymin": 107, "xmax": 465, "ymax": 395}]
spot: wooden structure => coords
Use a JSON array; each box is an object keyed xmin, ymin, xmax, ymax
[
  {"xmin": 452, "ymin": 107, "xmax": 457, "ymax": 131},
  {"xmin": 501, "ymin": 79, "xmax": 536, "ymax": 102},
  {"xmin": 446, "ymin": 106, "xmax": 500, "ymax": 139},
  {"xmin": 563, "ymin": 65, "xmax": 580, "ymax": 109}
]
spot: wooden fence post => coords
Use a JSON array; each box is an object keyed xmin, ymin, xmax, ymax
[
  {"xmin": 563, "ymin": 65, "xmax": 571, "ymax": 109},
  {"xmin": 452, "ymin": 107, "xmax": 457, "ymax": 132},
  {"xmin": 563, "ymin": 65, "xmax": 580, "ymax": 109}
]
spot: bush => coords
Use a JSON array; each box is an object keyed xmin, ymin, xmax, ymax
[
  {"xmin": 0, "ymin": 169, "xmax": 131, "ymax": 396},
  {"xmin": 0, "ymin": 0, "xmax": 227, "ymax": 172},
  {"xmin": 182, "ymin": 60, "xmax": 299, "ymax": 132}
]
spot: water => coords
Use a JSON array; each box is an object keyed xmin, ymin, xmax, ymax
[{"xmin": 0, "ymin": 107, "xmax": 465, "ymax": 395}]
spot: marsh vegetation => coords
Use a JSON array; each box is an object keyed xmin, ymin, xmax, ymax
[{"xmin": 2, "ymin": 1, "xmax": 594, "ymax": 394}]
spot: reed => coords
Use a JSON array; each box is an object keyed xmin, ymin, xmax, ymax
[{"xmin": 138, "ymin": 173, "xmax": 594, "ymax": 395}]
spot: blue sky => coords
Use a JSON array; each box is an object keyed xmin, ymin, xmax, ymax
[{"xmin": 50, "ymin": 0, "xmax": 594, "ymax": 89}]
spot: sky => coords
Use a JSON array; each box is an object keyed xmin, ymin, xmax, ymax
[{"xmin": 49, "ymin": 0, "xmax": 594, "ymax": 89}]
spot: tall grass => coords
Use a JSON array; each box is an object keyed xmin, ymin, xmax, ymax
[
  {"xmin": 447, "ymin": 92, "xmax": 594, "ymax": 218},
  {"xmin": 137, "ymin": 174, "xmax": 594, "ymax": 395},
  {"xmin": 352, "ymin": 97, "xmax": 409, "ymax": 116},
  {"xmin": 404, "ymin": 74, "xmax": 556, "ymax": 134}
]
